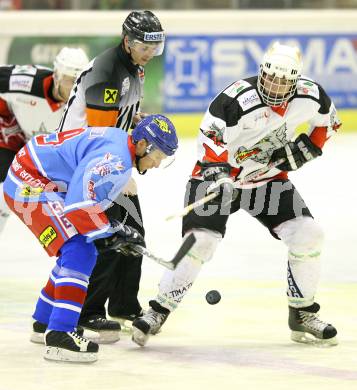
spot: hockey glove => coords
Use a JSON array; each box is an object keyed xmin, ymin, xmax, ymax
[
  {"xmin": 270, "ymin": 133, "xmax": 322, "ymax": 172},
  {"xmin": 200, "ymin": 162, "xmax": 238, "ymax": 206},
  {"xmin": 100, "ymin": 219, "xmax": 145, "ymax": 257}
]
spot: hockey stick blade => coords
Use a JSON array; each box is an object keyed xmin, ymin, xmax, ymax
[
  {"xmin": 131, "ymin": 233, "xmax": 196, "ymax": 270},
  {"xmin": 169, "ymin": 232, "xmax": 196, "ymax": 269}
]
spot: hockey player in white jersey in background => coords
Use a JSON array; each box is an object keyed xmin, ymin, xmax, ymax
[
  {"xmin": 132, "ymin": 42, "xmax": 341, "ymax": 347},
  {"xmin": 0, "ymin": 47, "xmax": 89, "ymax": 237}
]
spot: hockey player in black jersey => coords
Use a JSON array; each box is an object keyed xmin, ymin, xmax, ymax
[{"xmin": 132, "ymin": 42, "xmax": 341, "ymax": 347}]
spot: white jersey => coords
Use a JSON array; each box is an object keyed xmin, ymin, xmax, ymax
[
  {"xmin": 192, "ymin": 76, "xmax": 340, "ymax": 187},
  {"xmin": 0, "ymin": 64, "xmax": 64, "ymax": 144}
]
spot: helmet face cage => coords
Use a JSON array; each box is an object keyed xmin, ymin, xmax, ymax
[
  {"xmin": 258, "ymin": 67, "xmax": 298, "ymax": 107},
  {"xmin": 257, "ymin": 42, "xmax": 302, "ymax": 107}
]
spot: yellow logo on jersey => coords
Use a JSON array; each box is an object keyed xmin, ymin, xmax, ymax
[
  {"xmin": 39, "ymin": 226, "xmax": 57, "ymax": 248},
  {"xmin": 153, "ymin": 118, "xmax": 171, "ymax": 134},
  {"xmin": 104, "ymin": 89, "xmax": 118, "ymax": 104},
  {"xmin": 20, "ymin": 185, "xmax": 44, "ymax": 197}
]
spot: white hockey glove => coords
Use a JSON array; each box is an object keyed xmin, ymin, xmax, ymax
[
  {"xmin": 200, "ymin": 162, "xmax": 238, "ymax": 206},
  {"xmin": 270, "ymin": 133, "xmax": 322, "ymax": 172},
  {"xmin": 99, "ymin": 219, "xmax": 145, "ymax": 256},
  {"xmin": 0, "ymin": 116, "xmax": 24, "ymax": 143}
]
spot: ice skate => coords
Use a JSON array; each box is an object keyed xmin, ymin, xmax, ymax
[
  {"xmin": 109, "ymin": 310, "xmax": 144, "ymax": 334},
  {"xmin": 44, "ymin": 330, "xmax": 99, "ymax": 363},
  {"xmin": 289, "ymin": 302, "xmax": 338, "ymax": 346},
  {"xmin": 30, "ymin": 321, "xmax": 84, "ymax": 344},
  {"xmin": 132, "ymin": 301, "xmax": 169, "ymax": 347},
  {"xmin": 79, "ymin": 315, "xmax": 121, "ymax": 344}
]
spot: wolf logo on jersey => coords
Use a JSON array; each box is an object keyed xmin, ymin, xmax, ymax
[
  {"xmin": 201, "ymin": 121, "xmax": 225, "ymax": 146},
  {"xmin": 234, "ymin": 123, "xmax": 288, "ymax": 165}
]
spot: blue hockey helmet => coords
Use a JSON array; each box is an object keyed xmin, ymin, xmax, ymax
[{"xmin": 132, "ymin": 114, "xmax": 178, "ymax": 156}]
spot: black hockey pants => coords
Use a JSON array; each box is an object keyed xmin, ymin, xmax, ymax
[{"xmin": 80, "ymin": 194, "xmax": 145, "ymax": 320}]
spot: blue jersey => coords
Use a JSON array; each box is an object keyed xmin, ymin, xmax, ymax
[{"xmin": 4, "ymin": 126, "xmax": 134, "ymax": 241}]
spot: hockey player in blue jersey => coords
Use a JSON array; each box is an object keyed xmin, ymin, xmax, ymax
[{"xmin": 3, "ymin": 114, "xmax": 178, "ymax": 363}]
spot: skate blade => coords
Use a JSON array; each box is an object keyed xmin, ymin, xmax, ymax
[
  {"xmin": 132, "ymin": 326, "xmax": 150, "ymax": 347},
  {"xmin": 30, "ymin": 332, "xmax": 45, "ymax": 344},
  {"xmin": 112, "ymin": 317, "xmax": 133, "ymax": 334},
  {"xmin": 84, "ymin": 330, "xmax": 120, "ymax": 344},
  {"xmin": 291, "ymin": 331, "xmax": 338, "ymax": 347},
  {"xmin": 44, "ymin": 346, "xmax": 98, "ymax": 363}
]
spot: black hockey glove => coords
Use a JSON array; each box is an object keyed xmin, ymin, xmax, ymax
[
  {"xmin": 270, "ymin": 133, "xmax": 322, "ymax": 172},
  {"xmin": 200, "ymin": 162, "xmax": 238, "ymax": 206},
  {"xmin": 100, "ymin": 219, "xmax": 145, "ymax": 257}
]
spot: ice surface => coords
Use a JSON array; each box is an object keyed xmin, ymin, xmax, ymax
[{"xmin": 0, "ymin": 134, "xmax": 356, "ymax": 389}]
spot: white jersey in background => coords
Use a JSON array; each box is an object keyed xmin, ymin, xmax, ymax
[{"xmin": 0, "ymin": 64, "xmax": 64, "ymax": 150}]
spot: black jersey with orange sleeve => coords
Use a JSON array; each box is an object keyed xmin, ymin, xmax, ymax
[{"xmin": 58, "ymin": 44, "xmax": 144, "ymax": 132}]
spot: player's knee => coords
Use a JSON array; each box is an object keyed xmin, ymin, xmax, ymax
[
  {"xmin": 186, "ymin": 228, "xmax": 222, "ymax": 263},
  {"xmin": 275, "ymin": 216, "xmax": 324, "ymax": 256},
  {"xmin": 59, "ymin": 234, "xmax": 98, "ymax": 275}
]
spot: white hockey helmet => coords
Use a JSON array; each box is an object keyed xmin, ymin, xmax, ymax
[
  {"xmin": 53, "ymin": 47, "xmax": 89, "ymax": 79},
  {"xmin": 258, "ymin": 42, "xmax": 303, "ymax": 107},
  {"xmin": 53, "ymin": 47, "xmax": 89, "ymax": 102}
]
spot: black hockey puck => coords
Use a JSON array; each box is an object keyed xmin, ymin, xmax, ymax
[{"xmin": 205, "ymin": 290, "xmax": 221, "ymax": 305}]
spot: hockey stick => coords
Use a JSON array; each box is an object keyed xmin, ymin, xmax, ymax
[
  {"xmin": 165, "ymin": 158, "xmax": 285, "ymax": 221},
  {"xmin": 238, "ymin": 158, "xmax": 285, "ymax": 184},
  {"xmin": 129, "ymin": 232, "xmax": 196, "ymax": 270},
  {"xmin": 165, "ymin": 192, "xmax": 219, "ymax": 222}
]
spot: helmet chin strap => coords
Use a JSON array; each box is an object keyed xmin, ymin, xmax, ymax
[
  {"xmin": 123, "ymin": 40, "xmax": 137, "ymax": 65},
  {"xmin": 56, "ymin": 86, "xmax": 67, "ymax": 103},
  {"xmin": 135, "ymin": 143, "xmax": 155, "ymax": 175},
  {"xmin": 52, "ymin": 78, "xmax": 67, "ymax": 103},
  {"xmin": 135, "ymin": 153, "xmax": 147, "ymax": 175}
]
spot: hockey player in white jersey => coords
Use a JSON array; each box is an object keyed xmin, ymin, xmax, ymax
[
  {"xmin": 132, "ymin": 42, "xmax": 341, "ymax": 347},
  {"xmin": 0, "ymin": 47, "xmax": 89, "ymax": 237}
]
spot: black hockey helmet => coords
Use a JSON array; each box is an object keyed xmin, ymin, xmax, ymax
[{"xmin": 122, "ymin": 10, "xmax": 164, "ymax": 44}]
